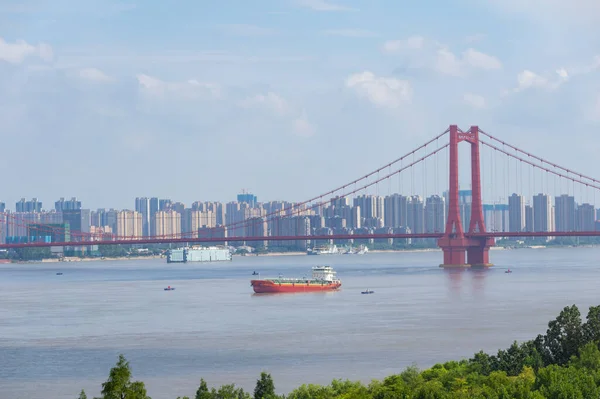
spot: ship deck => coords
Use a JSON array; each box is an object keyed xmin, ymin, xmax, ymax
[{"xmin": 256, "ymin": 278, "xmax": 339, "ymax": 284}]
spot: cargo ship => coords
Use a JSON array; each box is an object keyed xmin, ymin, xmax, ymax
[{"xmin": 250, "ymin": 265, "xmax": 341, "ymax": 293}]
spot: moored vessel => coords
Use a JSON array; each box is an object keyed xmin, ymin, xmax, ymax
[{"xmin": 250, "ymin": 265, "xmax": 341, "ymax": 293}]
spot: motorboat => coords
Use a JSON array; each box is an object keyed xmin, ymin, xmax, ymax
[
  {"xmin": 164, "ymin": 286, "xmax": 176, "ymax": 291},
  {"xmin": 505, "ymin": 269, "xmax": 512, "ymax": 274},
  {"xmin": 361, "ymin": 289, "xmax": 375, "ymax": 294}
]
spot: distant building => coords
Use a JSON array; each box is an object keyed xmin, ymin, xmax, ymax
[
  {"xmin": 62, "ymin": 209, "xmax": 91, "ymax": 241},
  {"xmin": 577, "ymin": 203, "xmax": 595, "ymax": 231},
  {"xmin": 135, "ymin": 197, "xmax": 150, "ymax": 237},
  {"xmin": 154, "ymin": 210, "xmax": 181, "ymax": 239},
  {"xmin": 245, "ymin": 217, "xmax": 268, "ymax": 248},
  {"xmin": 425, "ymin": 195, "xmax": 445, "ymax": 234},
  {"xmin": 533, "ymin": 194, "xmax": 553, "ymax": 232},
  {"xmin": 384, "ymin": 194, "xmax": 408, "ymax": 228},
  {"xmin": 117, "ymin": 210, "xmax": 143, "ymax": 239},
  {"xmin": 508, "ymin": 194, "xmax": 525, "ymax": 232},
  {"xmin": 483, "ymin": 204, "xmax": 509, "ymax": 233},
  {"xmin": 554, "ymin": 194, "xmax": 576, "ymax": 232},
  {"xmin": 16, "ymin": 198, "xmax": 42, "ymax": 213},
  {"xmin": 237, "ymin": 193, "xmax": 257, "ymax": 207},
  {"xmin": 55, "ymin": 197, "xmax": 81, "ymax": 212},
  {"xmin": 525, "ymin": 205, "xmax": 534, "ymax": 232}
]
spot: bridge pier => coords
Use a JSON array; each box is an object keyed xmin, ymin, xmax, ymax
[
  {"xmin": 438, "ymin": 236, "xmax": 470, "ymax": 268},
  {"xmin": 467, "ymin": 237, "xmax": 495, "ymax": 268}
]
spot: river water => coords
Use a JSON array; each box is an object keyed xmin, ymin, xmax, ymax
[{"xmin": 1, "ymin": 247, "xmax": 600, "ymax": 399}]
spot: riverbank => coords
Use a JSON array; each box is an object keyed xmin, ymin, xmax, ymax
[{"xmin": 30, "ymin": 255, "xmax": 164, "ymax": 263}]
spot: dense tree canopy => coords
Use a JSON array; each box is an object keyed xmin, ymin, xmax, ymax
[{"xmin": 80, "ymin": 304, "xmax": 600, "ymax": 399}]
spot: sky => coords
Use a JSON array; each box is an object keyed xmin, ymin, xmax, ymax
[{"xmin": 1, "ymin": 0, "xmax": 599, "ymax": 210}]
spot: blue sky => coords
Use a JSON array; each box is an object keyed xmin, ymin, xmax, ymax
[{"xmin": 1, "ymin": 0, "xmax": 599, "ymax": 210}]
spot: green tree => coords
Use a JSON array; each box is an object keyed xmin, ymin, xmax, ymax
[
  {"xmin": 254, "ymin": 372, "xmax": 275, "ymax": 399},
  {"xmin": 535, "ymin": 364, "xmax": 599, "ymax": 398},
  {"xmin": 211, "ymin": 384, "xmax": 250, "ymax": 399},
  {"xmin": 195, "ymin": 378, "xmax": 211, "ymax": 399},
  {"xmin": 538, "ymin": 305, "xmax": 584, "ymax": 366},
  {"xmin": 570, "ymin": 342, "xmax": 600, "ymax": 371},
  {"xmin": 12, "ymin": 247, "xmax": 52, "ymax": 260},
  {"xmin": 95, "ymin": 354, "xmax": 150, "ymax": 399},
  {"xmin": 79, "ymin": 390, "xmax": 88, "ymax": 399},
  {"xmin": 583, "ymin": 305, "xmax": 600, "ymax": 343}
]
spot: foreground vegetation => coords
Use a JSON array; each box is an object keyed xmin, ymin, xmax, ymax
[{"xmin": 81, "ymin": 304, "xmax": 600, "ymax": 398}]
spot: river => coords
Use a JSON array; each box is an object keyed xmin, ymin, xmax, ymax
[{"xmin": 1, "ymin": 247, "xmax": 599, "ymax": 398}]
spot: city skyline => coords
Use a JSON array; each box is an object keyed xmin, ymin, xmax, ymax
[
  {"xmin": 1, "ymin": 1, "xmax": 599, "ymax": 209},
  {"xmin": 3, "ymin": 190, "xmax": 599, "ymax": 245}
]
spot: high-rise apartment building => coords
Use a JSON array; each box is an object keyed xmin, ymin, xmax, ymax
[
  {"xmin": 483, "ymin": 204, "xmax": 509, "ymax": 233},
  {"xmin": 525, "ymin": 205, "xmax": 533, "ymax": 232},
  {"xmin": 407, "ymin": 195, "xmax": 424, "ymax": 234},
  {"xmin": 245, "ymin": 217, "xmax": 268, "ymax": 247},
  {"xmin": 154, "ymin": 210, "xmax": 181, "ymax": 239},
  {"xmin": 237, "ymin": 193, "xmax": 257, "ymax": 207},
  {"xmin": 135, "ymin": 197, "xmax": 150, "ymax": 237},
  {"xmin": 508, "ymin": 193, "xmax": 525, "ymax": 232},
  {"xmin": 55, "ymin": 197, "xmax": 82, "ymax": 212},
  {"xmin": 117, "ymin": 210, "xmax": 143, "ymax": 239},
  {"xmin": 384, "ymin": 194, "xmax": 408, "ymax": 228},
  {"xmin": 554, "ymin": 194, "xmax": 576, "ymax": 232},
  {"xmin": 533, "ymin": 194, "xmax": 553, "ymax": 232},
  {"xmin": 577, "ymin": 203, "xmax": 596, "ymax": 231},
  {"xmin": 16, "ymin": 198, "xmax": 42, "ymax": 213},
  {"xmin": 424, "ymin": 195, "xmax": 445, "ymax": 233}
]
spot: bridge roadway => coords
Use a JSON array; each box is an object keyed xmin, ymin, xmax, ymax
[{"xmin": 1, "ymin": 231, "xmax": 599, "ymax": 249}]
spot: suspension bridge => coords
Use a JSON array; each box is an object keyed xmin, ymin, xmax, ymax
[{"xmin": 3, "ymin": 124, "xmax": 599, "ymax": 268}]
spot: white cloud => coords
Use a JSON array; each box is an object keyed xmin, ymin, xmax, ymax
[
  {"xmin": 435, "ymin": 48, "xmax": 501, "ymax": 75},
  {"xmin": 240, "ymin": 92, "xmax": 288, "ymax": 114},
  {"xmin": 435, "ymin": 48, "xmax": 462, "ymax": 76},
  {"xmin": 382, "ymin": 37, "xmax": 501, "ymax": 76},
  {"xmin": 463, "ymin": 93, "xmax": 486, "ymax": 109},
  {"xmin": 463, "ymin": 48, "xmax": 502, "ymax": 70},
  {"xmin": 217, "ymin": 24, "xmax": 274, "ymax": 36},
  {"xmin": 292, "ymin": 111, "xmax": 315, "ymax": 137},
  {"xmin": 323, "ymin": 29, "xmax": 378, "ymax": 38},
  {"xmin": 512, "ymin": 69, "xmax": 569, "ymax": 92},
  {"xmin": 296, "ymin": 0, "xmax": 357, "ymax": 11},
  {"xmin": 345, "ymin": 71, "xmax": 412, "ymax": 108},
  {"xmin": 382, "ymin": 36, "xmax": 425, "ymax": 53},
  {"xmin": 509, "ymin": 56, "xmax": 600, "ymax": 94},
  {"xmin": 136, "ymin": 74, "xmax": 221, "ymax": 98},
  {"xmin": 0, "ymin": 37, "xmax": 53, "ymax": 64},
  {"xmin": 78, "ymin": 68, "xmax": 113, "ymax": 82}
]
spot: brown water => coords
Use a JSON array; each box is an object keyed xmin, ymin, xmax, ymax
[{"xmin": 1, "ymin": 247, "xmax": 599, "ymax": 398}]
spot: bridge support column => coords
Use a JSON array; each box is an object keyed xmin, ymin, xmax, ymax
[{"xmin": 438, "ymin": 125, "xmax": 495, "ymax": 268}]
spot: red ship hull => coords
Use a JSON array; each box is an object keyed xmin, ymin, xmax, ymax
[{"xmin": 251, "ymin": 279, "xmax": 342, "ymax": 293}]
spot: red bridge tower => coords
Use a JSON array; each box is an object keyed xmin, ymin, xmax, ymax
[{"xmin": 438, "ymin": 125, "xmax": 495, "ymax": 268}]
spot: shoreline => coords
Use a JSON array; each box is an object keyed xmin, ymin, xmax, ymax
[{"xmin": 7, "ymin": 244, "xmax": 598, "ymax": 264}]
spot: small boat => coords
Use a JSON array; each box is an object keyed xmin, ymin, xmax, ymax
[
  {"xmin": 505, "ymin": 269, "xmax": 512, "ymax": 274},
  {"xmin": 252, "ymin": 271, "xmax": 259, "ymax": 275},
  {"xmin": 56, "ymin": 272, "xmax": 63, "ymax": 275},
  {"xmin": 164, "ymin": 286, "xmax": 176, "ymax": 291},
  {"xmin": 361, "ymin": 289, "xmax": 374, "ymax": 294}
]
